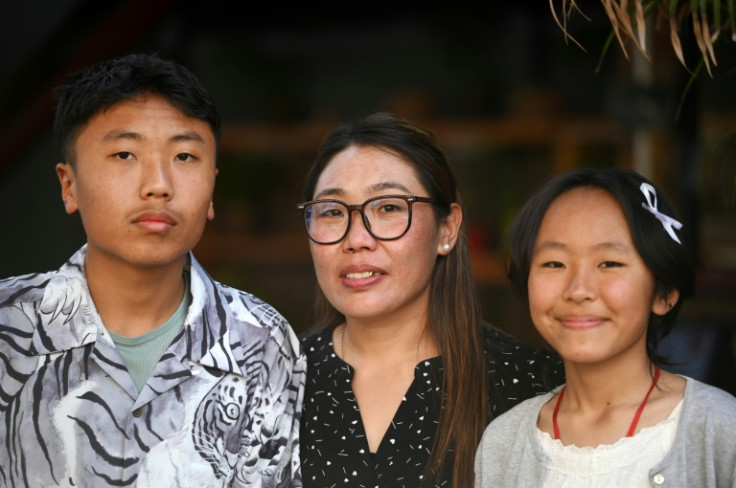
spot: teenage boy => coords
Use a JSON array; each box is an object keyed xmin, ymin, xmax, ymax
[{"xmin": 0, "ymin": 53, "xmax": 305, "ymax": 487}]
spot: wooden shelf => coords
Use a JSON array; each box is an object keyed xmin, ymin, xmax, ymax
[{"xmin": 220, "ymin": 116, "xmax": 627, "ymax": 172}]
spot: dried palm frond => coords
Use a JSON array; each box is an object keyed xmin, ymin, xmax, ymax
[{"xmin": 549, "ymin": 0, "xmax": 736, "ymax": 77}]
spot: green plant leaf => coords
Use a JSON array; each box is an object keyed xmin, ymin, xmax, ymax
[
  {"xmin": 595, "ymin": 31, "xmax": 618, "ymax": 73},
  {"xmin": 676, "ymin": 60, "xmax": 703, "ymax": 120}
]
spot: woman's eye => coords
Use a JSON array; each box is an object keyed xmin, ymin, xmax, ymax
[
  {"xmin": 542, "ymin": 261, "xmax": 564, "ymax": 268},
  {"xmin": 324, "ymin": 208, "xmax": 343, "ymax": 218},
  {"xmin": 600, "ymin": 261, "xmax": 623, "ymax": 268},
  {"xmin": 316, "ymin": 207, "xmax": 344, "ymax": 219}
]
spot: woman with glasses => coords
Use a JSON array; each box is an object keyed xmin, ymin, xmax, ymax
[{"xmin": 296, "ymin": 112, "xmax": 563, "ymax": 487}]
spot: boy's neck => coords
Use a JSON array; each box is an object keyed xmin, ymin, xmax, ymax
[{"xmin": 84, "ymin": 250, "xmax": 188, "ymax": 338}]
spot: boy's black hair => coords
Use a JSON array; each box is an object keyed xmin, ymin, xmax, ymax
[{"xmin": 53, "ymin": 53, "xmax": 220, "ymax": 163}]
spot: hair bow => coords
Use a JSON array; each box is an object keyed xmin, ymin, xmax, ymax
[{"xmin": 640, "ymin": 182, "xmax": 683, "ymax": 244}]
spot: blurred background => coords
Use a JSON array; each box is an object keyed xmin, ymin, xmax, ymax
[{"xmin": 1, "ymin": 0, "xmax": 734, "ymax": 393}]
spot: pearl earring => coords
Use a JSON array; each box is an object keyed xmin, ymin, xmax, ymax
[{"xmin": 443, "ymin": 243, "xmax": 451, "ymax": 252}]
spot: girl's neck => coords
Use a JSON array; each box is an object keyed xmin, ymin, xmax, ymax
[
  {"xmin": 561, "ymin": 355, "xmax": 656, "ymax": 411},
  {"xmin": 545, "ymin": 357, "xmax": 685, "ymax": 447}
]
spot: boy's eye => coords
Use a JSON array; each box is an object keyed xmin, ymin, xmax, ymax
[
  {"xmin": 115, "ymin": 151, "xmax": 133, "ymax": 160},
  {"xmin": 175, "ymin": 153, "xmax": 195, "ymax": 162}
]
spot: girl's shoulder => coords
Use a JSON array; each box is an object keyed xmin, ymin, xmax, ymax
[
  {"xmin": 682, "ymin": 377, "xmax": 736, "ymax": 418},
  {"xmin": 479, "ymin": 389, "xmax": 553, "ymax": 447}
]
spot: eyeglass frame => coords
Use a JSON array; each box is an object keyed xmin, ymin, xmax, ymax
[{"xmin": 296, "ymin": 194, "xmax": 437, "ymax": 245}]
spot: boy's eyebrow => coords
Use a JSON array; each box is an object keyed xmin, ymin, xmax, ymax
[
  {"xmin": 170, "ymin": 131, "xmax": 205, "ymax": 143},
  {"xmin": 101, "ymin": 130, "xmax": 141, "ymax": 142},
  {"xmin": 100, "ymin": 130, "xmax": 206, "ymax": 143}
]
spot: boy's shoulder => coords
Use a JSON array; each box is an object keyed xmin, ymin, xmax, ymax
[
  {"xmin": 0, "ymin": 270, "xmax": 58, "ymax": 308},
  {"xmin": 188, "ymin": 257, "xmax": 301, "ymax": 358}
]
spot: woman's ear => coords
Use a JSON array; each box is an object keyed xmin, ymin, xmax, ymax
[
  {"xmin": 437, "ymin": 203, "xmax": 462, "ymax": 255},
  {"xmin": 652, "ymin": 289, "xmax": 680, "ymax": 315}
]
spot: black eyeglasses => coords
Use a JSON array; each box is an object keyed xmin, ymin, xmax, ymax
[{"xmin": 296, "ymin": 194, "xmax": 436, "ymax": 245}]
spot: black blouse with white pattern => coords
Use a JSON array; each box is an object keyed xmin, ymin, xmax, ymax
[{"xmin": 299, "ymin": 324, "xmax": 564, "ymax": 488}]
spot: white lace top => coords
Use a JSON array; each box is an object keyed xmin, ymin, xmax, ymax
[{"xmin": 535, "ymin": 399, "xmax": 684, "ymax": 488}]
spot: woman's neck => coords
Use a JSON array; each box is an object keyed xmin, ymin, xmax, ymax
[
  {"xmin": 339, "ymin": 313, "xmax": 439, "ymax": 369},
  {"xmin": 337, "ymin": 312, "xmax": 440, "ymax": 454}
]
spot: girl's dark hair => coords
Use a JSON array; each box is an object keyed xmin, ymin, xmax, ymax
[
  {"xmin": 53, "ymin": 52, "xmax": 221, "ymax": 164},
  {"xmin": 507, "ymin": 167, "xmax": 696, "ymax": 364},
  {"xmin": 302, "ymin": 112, "xmax": 487, "ymax": 486}
]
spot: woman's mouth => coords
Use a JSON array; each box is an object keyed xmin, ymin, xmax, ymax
[{"xmin": 345, "ymin": 271, "xmax": 376, "ymax": 279}]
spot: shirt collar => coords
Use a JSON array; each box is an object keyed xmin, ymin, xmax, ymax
[{"xmin": 31, "ymin": 246, "xmax": 247, "ymax": 377}]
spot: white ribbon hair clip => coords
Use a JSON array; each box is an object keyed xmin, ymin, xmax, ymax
[{"xmin": 640, "ymin": 182, "xmax": 683, "ymax": 244}]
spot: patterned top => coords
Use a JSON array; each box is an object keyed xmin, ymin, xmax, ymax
[
  {"xmin": 300, "ymin": 323, "xmax": 564, "ymax": 487},
  {"xmin": 0, "ymin": 246, "xmax": 306, "ymax": 488}
]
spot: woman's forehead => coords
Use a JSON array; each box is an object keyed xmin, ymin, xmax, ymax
[{"xmin": 315, "ymin": 145, "xmax": 424, "ymax": 197}]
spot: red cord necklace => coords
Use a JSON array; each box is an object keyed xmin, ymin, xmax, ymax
[{"xmin": 552, "ymin": 365, "xmax": 660, "ymax": 441}]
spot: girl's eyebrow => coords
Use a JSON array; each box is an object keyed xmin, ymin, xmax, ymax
[
  {"xmin": 592, "ymin": 241, "xmax": 633, "ymax": 253},
  {"xmin": 534, "ymin": 241, "xmax": 633, "ymax": 253}
]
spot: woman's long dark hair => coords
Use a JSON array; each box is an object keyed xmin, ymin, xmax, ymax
[{"xmin": 302, "ymin": 112, "xmax": 488, "ymax": 486}]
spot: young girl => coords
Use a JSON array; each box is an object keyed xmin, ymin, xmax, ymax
[{"xmin": 475, "ymin": 167, "xmax": 736, "ymax": 487}]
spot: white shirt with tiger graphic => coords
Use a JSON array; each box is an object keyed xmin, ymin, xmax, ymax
[{"xmin": 0, "ymin": 246, "xmax": 306, "ymax": 487}]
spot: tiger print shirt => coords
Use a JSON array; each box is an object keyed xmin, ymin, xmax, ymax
[{"xmin": 0, "ymin": 246, "xmax": 306, "ymax": 488}]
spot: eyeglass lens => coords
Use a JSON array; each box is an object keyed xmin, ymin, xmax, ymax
[{"xmin": 304, "ymin": 196, "xmax": 412, "ymax": 243}]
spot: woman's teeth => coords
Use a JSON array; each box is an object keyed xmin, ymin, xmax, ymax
[{"xmin": 346, "ymin": 271, "xmax": 375, "ymax": 279}]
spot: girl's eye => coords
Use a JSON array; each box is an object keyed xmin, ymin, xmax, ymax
[
  {"xmin": 600, "ymin": 261, "xmax": 623, "ymax": 268},
  {"xmin": 542, "ymin": 261, "xmax": 564, "ymax": 268}
]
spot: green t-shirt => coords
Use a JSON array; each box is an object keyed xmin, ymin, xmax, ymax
[{"xmin": 109, "ymin": 274, "xmax": 191, "ymax": 392}]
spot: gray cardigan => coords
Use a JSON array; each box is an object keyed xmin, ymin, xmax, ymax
[{"xmin": 475, "ymin": 377, "xmax": 736, "ymax": 487}]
